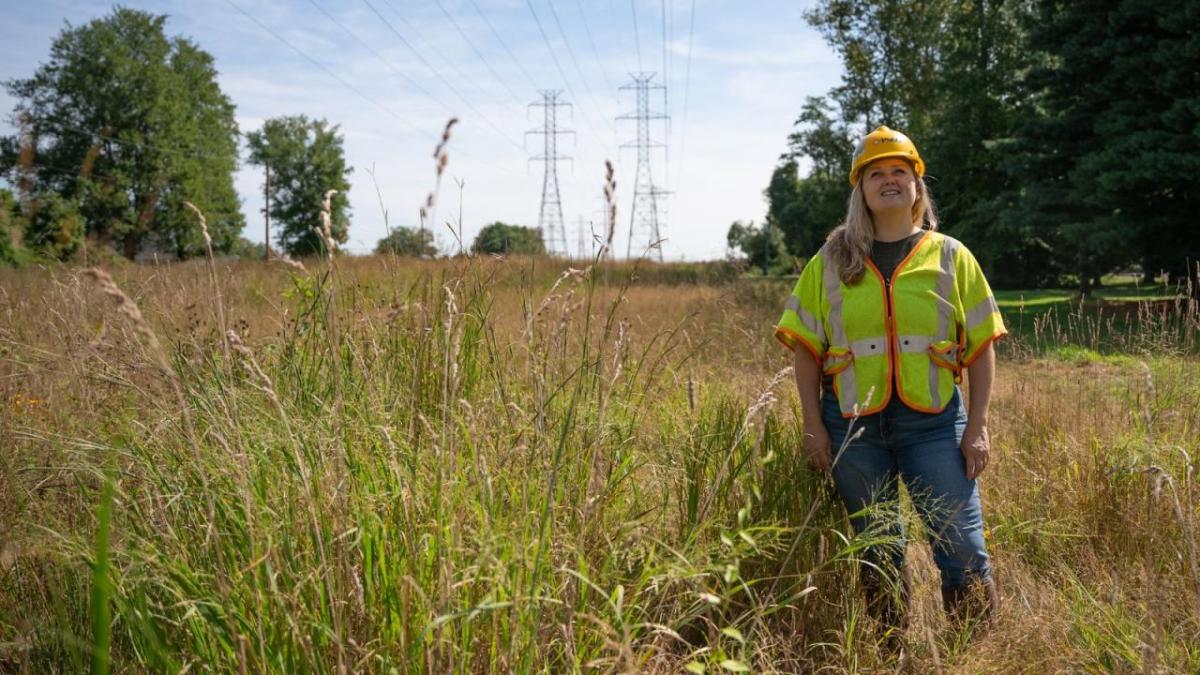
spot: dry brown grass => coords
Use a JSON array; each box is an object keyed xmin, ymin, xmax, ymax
[{"xmin": 0, "ymin": 256, "xmax": 1197, "ymax": 672}]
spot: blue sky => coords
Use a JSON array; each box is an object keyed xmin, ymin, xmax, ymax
[{"xmin": 1, "ymin": 0, "xmax": 842, "ymax": 260}]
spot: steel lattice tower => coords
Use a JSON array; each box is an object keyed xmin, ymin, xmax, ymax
[
  {"xmin": 527, "ymin": 90, "xmax": 574, "ymax": 256},
  {"xmin": 617, "ymin": 73, "xmax": 670, "ymax": 261}
]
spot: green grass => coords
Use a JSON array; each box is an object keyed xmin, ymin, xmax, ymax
[{"xmin": 1, "ymin": 255, "xmax": 1197, "ymax": 672}]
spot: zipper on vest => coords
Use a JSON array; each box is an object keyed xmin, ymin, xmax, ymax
[
  {"xmin": 864, "ymin": 259, "xmax": 896, "ymax": 409},
  {"xmin": 883, "ymin": 274, "xmax": 900, "ymax": 394}
]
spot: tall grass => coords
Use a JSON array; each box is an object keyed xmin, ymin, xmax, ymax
[{"xmin": 0, "ymin": 249, "xmax": 1197, "ymax": 671}]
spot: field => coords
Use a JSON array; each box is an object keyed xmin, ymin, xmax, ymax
[{"xmin": 1, "ymin": 254, "xmax": 1198, "ymax": 673}]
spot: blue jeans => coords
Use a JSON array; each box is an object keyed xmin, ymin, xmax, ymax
[{"xmin": 821, "ymin": 387, "xmax": 990, "ymax": 589}]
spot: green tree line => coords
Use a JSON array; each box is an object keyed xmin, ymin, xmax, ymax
[
  {"xmin": 0, "ymin": 8, "xmax": 557, "ymax": 266},
  {"xmin": 0, "ymin": 8, "xmax": 362, "ymax": 263},
  {"xmin": 751, "ymin": 0, "xmax": 1198, "ymax": 293}
]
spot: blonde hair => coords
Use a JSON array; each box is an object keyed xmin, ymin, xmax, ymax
[{"xmin": 825, "ymin": 171, "xmax": 938, "ymax": 285}]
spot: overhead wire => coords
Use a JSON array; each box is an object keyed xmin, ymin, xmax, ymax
[
  {"xmin": 377, "ymin": 0, "xmax": 521, "ymax": 113},
  {"xmin": 222, "ymin": 0, "xmax": 522, "ymax": 176},
  {"xmin": 542, "ymin": 0, "xmax": 616, "ymax": 134},
  {"xmin": 359, "ymin": 0, "xmax": 527, "ymax": 152},
  {"xmin": 523, "ymin": 0, "xmax": 611, "ymax": 151},
  {"xmin": 629, "ymin": 0, "xmax": 644, "ymax": 73},
  {"xmin": 671, "ymin": 0, "xmax": 696, "ymax": 213},
  {"xmin": 431, "ymin": 0, "xmax": 526, "ymax": 107},
  {"xmin": 661, "ymin": 0, "xmax": 671, "ymax": 191},
  {"xmin": 571, "ymin": 0, "xmax": 619, "ymax": 105},
  {"xmin": 223, "ymin": 0, "xmax": 434, "ymax": 139},
  {"xmin": 305, "ymin": 0, "xmax": 458, "ymax": 114},
  {"xmin": 465, "ymin": 0, "xmax": 540, "ymax": 93}
]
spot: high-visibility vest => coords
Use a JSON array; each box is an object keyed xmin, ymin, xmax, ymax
[{"xmin": 775, "ymin": 231, "xmax": 1006, "ymax": 418}]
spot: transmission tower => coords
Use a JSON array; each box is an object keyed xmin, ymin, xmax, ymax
[
  {"xmin": 527, "ymin": 90, "xmax": 574, "ymax": 256},
  {"xmin": 617, "ymin": 72, "xmax": 670, "ymax": 261}
]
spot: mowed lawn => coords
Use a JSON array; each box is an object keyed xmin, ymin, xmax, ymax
[{"xmin": 1, "ymin": 257, "xmax": 1197, "ymax": 672}]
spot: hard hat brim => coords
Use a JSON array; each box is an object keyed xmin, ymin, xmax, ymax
[{"xmin": 849, "ymin": 152, "xmax": 926, "ymax": 186}]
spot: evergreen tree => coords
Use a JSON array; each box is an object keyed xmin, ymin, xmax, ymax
[
  {"xmin": 920, "ymin": 0, "xmax": 1045, "ymax": 286},
  {"xmin": 0, "ymin": 8, "xmax": 243, "ymax": 259},
  {"xmin": 246, "ymin": 116, "xmax": 352, "ymax": 257},
  {"xmin": 1076, "ymin": 0, "xmax": 1199, "ymax": 287}
]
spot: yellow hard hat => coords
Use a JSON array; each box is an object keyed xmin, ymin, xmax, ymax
[{"xmin": 849, "ymin": 126, "xmax": 925, "ymax": 186}]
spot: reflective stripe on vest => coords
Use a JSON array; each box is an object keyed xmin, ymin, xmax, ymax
[
  {"xmin": 821, "ymin": 234, "xmax": 963, "ymax": 414},
  {"xmin": 965, "ymin": 295, "xmax": 999, "ymax": 331},
  {"xmin": 822, "ymin": 256, "xmax": 858, "ymax": 411},
  {"xmin": 784, "ymin": 295, "xmax": 824, "ymax": 339},
  {"xmin": 929, "ymin": 236, "xmax": 960, "ymax": 410}
]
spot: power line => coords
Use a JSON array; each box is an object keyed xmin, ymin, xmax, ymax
[
  {"xmin": 571, "ymin": 0, "xmax": 619, "ymax": 104},
  {"xmin": 629, "ymin": 0, "xmax": 643, "ymax": 72},
  {"xmin": 431, "ymin": 0, "xmax": 525, "ymax": 107},
  {"xmin": 661, "ymin": 0, "xmax": 671, "ymax": 191},
  {"xmin": 223, "ymin": 0, "xmax": 437, "ymax": 142},
  {"xmin": 378, "ymin": 0, "xmax": 521, "ymax": 112},
  {"xmin": 305, "ymin": 0, "xmax": 456, "ymax": 113},
  {"xmin": 466, "ymin": 0, "xmax": 540, "ymax": 93},
  {"xmin": 523, "ymin": 0, "xmax": 609, "ymax": 149},
  {"xmin": 223, "ymin": 0, "xmax": 522, "ymax": 176},
  {"xmin": 360, "ymin": 0, "xmax": 526, "ymax": 152},
  {"xmin": 670, "ymin": 0, "xmax": 696, "ymax": 212},
  {"xmin": 542, "ymin": 0, "xmax": 617, "ymax": 133}
]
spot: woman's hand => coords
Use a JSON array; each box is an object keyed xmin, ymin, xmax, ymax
[
  {"xmin": 802, "ymin": 418, "xmax": 834, "ymax": 471},
  {"xmin": 960, "ymin": 422, "xmax": 990, "ymax": 480}
]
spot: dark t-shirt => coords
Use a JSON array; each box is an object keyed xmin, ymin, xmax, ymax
[
  {"xmin": 871, "ymin": 230, "xmax": 925, "ymax": 282},
  {"xmin": 822, "ymin": 230, "xmax": 926, "ymax": 398}
]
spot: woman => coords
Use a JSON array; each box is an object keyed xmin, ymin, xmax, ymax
[{"xmin": 774, "ymin": 126, "xmax": 1005, "ymax": 640}]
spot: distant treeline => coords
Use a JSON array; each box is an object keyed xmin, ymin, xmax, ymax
[{"xmin": 738, "ymin": 0, "xmax": 1198, "ymax": 293}]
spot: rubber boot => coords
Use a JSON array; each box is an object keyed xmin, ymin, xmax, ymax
[
  {"xmin": 941, "ymin": 577, "xmax": 997, "ymax": 631},
  {"xmin": 863, "ymin": 565, "xmax": 911, "ymax": 654}
]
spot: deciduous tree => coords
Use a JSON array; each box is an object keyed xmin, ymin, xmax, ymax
[
  {"xmin": 472, "ymin": 222, "xmax": 544, "ymax": 255},
  {"xmin": 0, "ymin": 8, "xmax": 243, "ymax": 259},
  {"xmin": 246, "ymin": 116, "xmax": 352, "ymax": 257}
]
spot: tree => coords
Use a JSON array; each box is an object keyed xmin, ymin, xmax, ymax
[
  {"xmin": 727, "ymin": 220, "xmax": 791, "ymax": 275},
  {"xmin": 772, "ymin": 97, "xmax": 854, "ymax": 257},
  {"xmin": 246, "ymin": 116, "xmax": 352, "ymax": 257},
  {"xmin": 376, "ymin": 227, "xmax": 437, "ymax": 257},
  {"xmin": 0, "ymin": 8, "xmax": 243, "ymax": 259},
  {"xmin": 472, "ymin": 222, "xmax": 544, "ymax": 255},
  {"xmin": 1001, "ymin": 2, "xmax": 1123, "ymax": 293},
  {"xmin": 1069, "ymin": 0, "xmax": 1200, "ymax": 289},
  {"xmin": 0, "ymin": 189, "xmax": 25, "ymax": 264},
  {"xmin": 804, "ymin": 0, "xmax": 948, "ymax": 138}
]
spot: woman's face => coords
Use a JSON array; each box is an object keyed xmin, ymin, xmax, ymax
[{"xmin": 861, "ymin": 158, "xmax": 918, "ymax": 215}]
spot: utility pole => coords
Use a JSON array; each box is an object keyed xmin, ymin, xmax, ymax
[
  {"xmin": 527, "ymin": 90, "xmax": 574, "ymax": 257},
  {"xmin": 617, "ymin": 72, "xmax": 670, "ymax": 261},
  {"xmin": 262, "ymin": 161, "xmax": 271, "ymax": 261}
]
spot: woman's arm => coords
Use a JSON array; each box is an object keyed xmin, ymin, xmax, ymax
[
  {"xmin": 961, "ymin": 342, "xmax": 995, "ymax": 479},
  {"xmin": 794, "ymin": 348, "xmax": 832, "ymax": 470}
]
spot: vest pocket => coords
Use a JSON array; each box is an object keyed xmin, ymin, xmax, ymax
[
  {"xmin": 822, "ymin": 346, "xmax": 853, "ymax": 375},
  {"xmin": 928, "ymin": 339, "xmax": 961, "ymax": 372}
]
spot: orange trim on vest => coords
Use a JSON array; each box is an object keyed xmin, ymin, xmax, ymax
[
  {"xmin": 774, "ymin": 326, "xmax": 824, "ymax": 363},
  {"xmin": 962, "ymin": 330, "xmax": 1008, "ymax": 367},
  {"xmin": 859, "ymin": 231, "xmax": 933, "ymax": 418}
]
